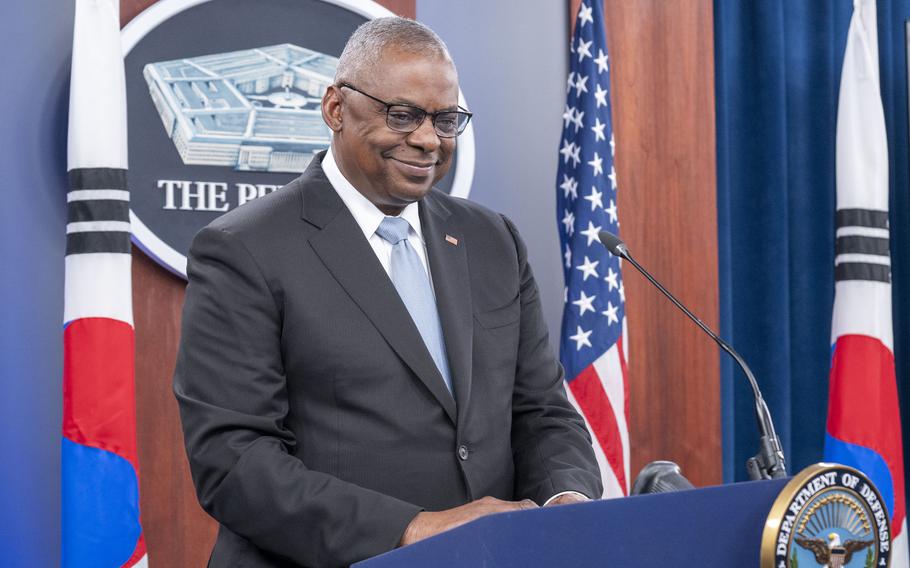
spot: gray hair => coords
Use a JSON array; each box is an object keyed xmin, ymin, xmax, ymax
[{"xmin": 335, "ymin": 17, "xmax": 453, "ymax": 84}]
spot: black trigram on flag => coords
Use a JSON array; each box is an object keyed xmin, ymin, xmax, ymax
[
  {"xmin": 67, "ymin": 167, "xmax": 131, "ymax": 255},
  {"xmin": 835, "ymin": 208, "xmax": 891, "ymax": 283}
]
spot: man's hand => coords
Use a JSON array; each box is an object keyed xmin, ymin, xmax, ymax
[
  {"xmin": 543, "ymin": 492, "xmax": 589, "ymax": 506},
  {"xmin": 399, "ymin": 496, "xmax": 538, "ymax": 546}
]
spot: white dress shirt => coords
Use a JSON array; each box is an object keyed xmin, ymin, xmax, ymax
[
  {"xmin": 323, "ymin": 148, "xmax": 430, "ymax": 280},
  {"xmin": 322, "ymin": 148, "xmax": 588, "ymax": 506}
]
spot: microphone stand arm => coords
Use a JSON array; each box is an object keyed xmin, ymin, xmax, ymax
[{"xmin": 617, "ymin": 247, "xmax": 787, "ymax": 480}]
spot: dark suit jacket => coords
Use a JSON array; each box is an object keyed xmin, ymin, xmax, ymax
[{"xmin": 173, "ymin": 153, "xmax": 602, "ymax": 567}]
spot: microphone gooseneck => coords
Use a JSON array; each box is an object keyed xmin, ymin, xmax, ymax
[{"xmin": 597, "ymin": 231, "xmax": 787, "ymax": 480}]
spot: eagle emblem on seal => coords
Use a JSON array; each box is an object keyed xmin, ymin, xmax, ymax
[{"xmin": 795, "ymin": 533, "xmax": 874, "ymax": 567}]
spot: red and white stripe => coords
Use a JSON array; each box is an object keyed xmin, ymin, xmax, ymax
[{"xmin": 566, "ymin": 320, "xmax": 630, "ymax": 498}]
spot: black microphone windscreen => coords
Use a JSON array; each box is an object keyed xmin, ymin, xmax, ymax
[
  {"xmin": 598, "ymin": 231, "xmax": 626, "ymax": 257},
  {"xmin": 631, "ymin": 461, "xmax": 695, "ymax": 495}
]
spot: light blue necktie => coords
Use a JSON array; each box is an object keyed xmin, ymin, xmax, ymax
[{"xmin": 375, "ymin": 216, "xmax": 454, "ymax": 395}]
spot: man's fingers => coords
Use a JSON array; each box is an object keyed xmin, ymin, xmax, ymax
[
  {"xmin": 545, "ymin": 493, "xmax": 589, "ymax": 506},
  {"xmin": 403, "ymin": 497, "xmax": 539, "ymax": 546},
  {"xmin": 469, "ymin": 497, "xmax": 537, "ymax": 515},
  {"xmin": 473, "ymin": 496, "xmax": 538, "ymax": 512}
]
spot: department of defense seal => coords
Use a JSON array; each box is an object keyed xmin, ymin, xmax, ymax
[{"xmin": 762, "ymin": 463, "xmax": 891, "ymax": 568}]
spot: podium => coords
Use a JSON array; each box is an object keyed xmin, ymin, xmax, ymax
[{"xmin": 356, "ymin": 479, "xmax": 790, "ymax": 567}]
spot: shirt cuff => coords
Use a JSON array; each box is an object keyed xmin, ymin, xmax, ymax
[{"xmin": 543, "ymin": 491, "xmax": 590, "ymax": 505}]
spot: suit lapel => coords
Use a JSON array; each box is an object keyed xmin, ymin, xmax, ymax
[
  {"xmin": 420, "ymin": 193, "xmax": 473, "ymax": 425},
  {"xmin": 300, "ymin": 158, "xmax": 456, "ymax": 423}
]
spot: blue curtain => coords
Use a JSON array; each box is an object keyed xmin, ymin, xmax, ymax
[{"xmin": 714, "ymin": 0, "xmax": 910, "ymax": 485}]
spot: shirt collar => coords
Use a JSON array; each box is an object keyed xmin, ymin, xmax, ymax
[{"xmin": 323, "ymin": 147, "xmax": 423, "ymax": 242}]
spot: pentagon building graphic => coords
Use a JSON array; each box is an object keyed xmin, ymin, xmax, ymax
[{"xmin": 143, "ymin": 44, "xmax": 337, "ymax": 173}]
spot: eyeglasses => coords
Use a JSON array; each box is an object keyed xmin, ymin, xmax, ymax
[{"xmin": 338, "ymin": 82, "xmax": 473, "ymax": 138}]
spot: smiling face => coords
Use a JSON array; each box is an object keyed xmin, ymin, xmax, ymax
[{"xmin": 322, "ymin": 47, "xmax": 459, "ymax": 215}]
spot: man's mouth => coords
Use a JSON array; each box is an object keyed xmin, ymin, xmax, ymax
[{"xmin": 390, "ymin": 157, "xmax": 436, "ymax": 176}]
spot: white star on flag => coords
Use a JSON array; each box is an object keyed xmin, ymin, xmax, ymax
[
  {"xmin": 608, "ymin": 165, "xmax": 617, "ymax": 190},
  {"xmin": 591, "ymin": 117, "xmax": 606, "ymax": 142},
  {"xmin": 565, "ymin": 71, "xmax": 575, "ymax": 94},
  {"xmin": 570, "ymin": 144, "xmax": 582, "ymax": 168},
  {"xmin": 577, "ymin": 38, "xmax": 593, "ymax": 62},
  {"xmin": 606, "ymin": 199, "xmax": 618, "ymax": 223},
  {"xmin": 572, "ymin": 290, "xmax": 597, "ymax": 316},
  {"xmin": 602, "ymin": 301, "xmax": 619, "ymax": 325},
  {"xmin": 561, "ymin": 210, "xmax": 576, "ymax": 235},
  {"xmin": 604, "ymin": 267, "xmax": 619, "ymax": 291},
  {"xmin": 560, "ymin": 174, "xmax": 578, "ymax": 200},
  {"xmin": 594, "ymin": 49, "xmax": 609, "ymax": 74},
  {"xmin": 580, "ymin": 220, "xmax": 602, "ymax": 246},
  {"xmin": 564, "ymin": 244, "xmax": 572, "ymax": 268},
  {"xmin": 572, "ymin": 109, "xmax": 585, "ymax": 132},
  {"xmin": 562, "ymin": 105, "xmax": 576, "ymax": 128},
  {"xmin": 587, "ymin": 152, "xmax": 604, "ymax": 176},
  {"xmin": 584, "ymin": 186, "xmax": 604, "ymax": 211},
  {"xmin": 560, "ymin": 139, "xmax": 575, "ymax": 164},
  {"xmin": 594, "ymin": 84, "xmax": 608, "ymax": 108},
  {"xmin": 576, "ymin": 256, "xmax": 599, "ymax": 280},
  {"xmin": 569, "ymin": 325, "xmax": 593, "ymax": 350},
  {"xmin": 578, "ymin": 3, "xmax": 593, "ymax": 26},
  {"xmin": 574, "ymin": 74, "xmax": 589, "ymax": 96}
]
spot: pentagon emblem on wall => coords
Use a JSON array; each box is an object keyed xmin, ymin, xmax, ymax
[
  {"xmin": 144, "ymin": 44, "xmax": 336, "ymax": 173},
  {"xmin": 762, "ymin": 464, "xmax": 891, "ymax": 568},
  {"xmin": 122, "ymin": 0, "xmax": 475, "ymax": 278}
]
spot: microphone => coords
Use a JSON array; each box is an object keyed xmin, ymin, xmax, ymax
[
  {"xmin": 631, "ymin": 461, "xmax": 695, "ymax": 495},
  {"xmin": 598, "ymin": 230, "xmax": 787, "ymax": 480}
]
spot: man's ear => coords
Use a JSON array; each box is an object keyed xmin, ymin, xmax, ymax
[{"xmin": 322, "ymin": 85, "xmax": 343, "ymax": 132}]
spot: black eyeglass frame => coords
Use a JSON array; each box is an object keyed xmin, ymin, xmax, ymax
[{"xmin": 337, "ymin": 82, "xmax": 473, "ymax": 138}]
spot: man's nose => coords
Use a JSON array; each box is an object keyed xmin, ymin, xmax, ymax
[{"xmin": 406, "ymin": 116, "xmax": 441, "ymax": 152}]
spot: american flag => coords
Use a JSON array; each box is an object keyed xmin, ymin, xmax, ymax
[{"xmin": 556, "ymin": 0, "xmax": 629, "ymax": 498}]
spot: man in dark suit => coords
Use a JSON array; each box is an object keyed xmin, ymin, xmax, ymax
[{"xmin": 174, "ymin": 17, "xmax": 601, "ymax": 568}]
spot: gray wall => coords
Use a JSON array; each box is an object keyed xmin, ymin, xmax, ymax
[
  {"xmin": 0, "ymin": 2, "xmax": 72, "ymax": 565},
  {"xmin": 418, "ymin": 0, "xmax": 569, "ymax": 343}
]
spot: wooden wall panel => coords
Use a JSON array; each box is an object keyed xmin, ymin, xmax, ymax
[
  {"xmin": 570, "ymin": 0, "xmax": 722, "ymax": 487},
  {"xmin": 132, "ymin": 249, "xmax": 212, "ymax": 566},
  {"xmin": 124, "ymin": 1, "xmax": 415, "ymax": 566}
]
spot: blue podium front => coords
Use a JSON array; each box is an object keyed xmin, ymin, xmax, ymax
[{"xmin": 356, "ymin": 479, "xmax": 790, "ymax": 567}]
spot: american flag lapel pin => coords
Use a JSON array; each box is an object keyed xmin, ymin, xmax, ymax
[{"xmin": 445, "ymin": 234, "xmax": 458, "ymax": 246}]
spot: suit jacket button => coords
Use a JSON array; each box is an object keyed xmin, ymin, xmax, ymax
[{"xmin": 458, "ymin": 444, "xmax": 469, "ymax": 461}]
